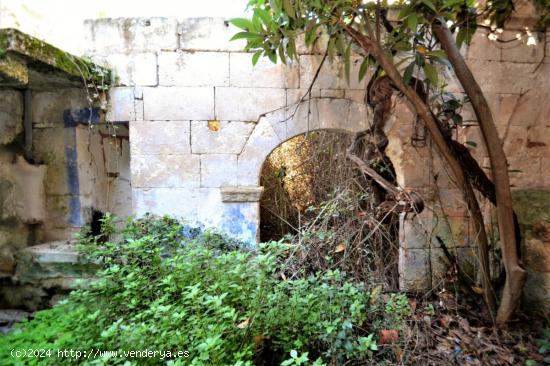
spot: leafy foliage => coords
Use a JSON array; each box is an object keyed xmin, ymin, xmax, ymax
[{"xmin": 0, "ymin": 215, "xmax": 412, "ymax": 365}]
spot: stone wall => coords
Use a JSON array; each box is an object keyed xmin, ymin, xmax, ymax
[
  {"xmin": 85, "ymin": 9, "xmax": 550, "ymax": 312},
  {"xmin": 0, "ymin": 86, "xmax": 131, "ymax": 309}
]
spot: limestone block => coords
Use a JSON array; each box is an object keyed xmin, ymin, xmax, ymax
[
  {"xmin": 221, "ymin": 186, "xmax": 264, "ymax": 202},
  {"xmin": 200, "ymin": 154, "xmax": 237, "ymax": 187},
  {"xmin": 523, "ymin": 271, "xmax": 550, "ymax": 316},
  {"xmin": 191, "ymin": 120, "xmax": 254, "ymax": 154},
  {"xmin": 264, "ymin": 109, "xmax": 289, "ymax": 141},
  {"xmin": 317, "ymin": 98, "xmax": 351, "ymax": 130},
  {"xmin": 503, "ymin": 125, "xmax": 527, "ymax": 157},
  {"xmin": 494, "ymin": 93, "xmax": 520, "ymax": 131},
  {"xmin": 215, "ymin": 87, "xmax": 286, "ymax": 121},
  {"xmin": 526, "ymin": 125, "xmax": 550, "ymax": 148},
  {"xmin": 466, "ymin": 28, "xmax": 501, "ymax": 61},
  {"xmin": 508, "ymin": 155, "xmax": 542, "ymax": 187},
  {"xmin": 11, "ymin": 156, "xmax": 47, "ymax": 224},
  {"xmin": 299, "ymin": 55, "xmax": 371, "ymax": 90},
  {"xmin": 0, "ymin": 90, "xmax": 23, "ymax": 145},
  {"xmin": 344, "ymin": 89, "xmax": 366, "ymax": 104},
  {"xmin": 431, "ymin": 247, "xmax": 480, "ymax": 284},
  {"xmin": 436, "ymin": 188, "xmax": 468, "ymax": 216},
  {"xmin": 158, "ymin": 51, "xmax": 229, "ymax": 86},
  {"xmin": 346, "ymin": 101, "xmax": 370, "ymax": 133},
  {"xmin": 0, "ymin": 247, "xmax": 15, "ymax": 275},
  {"xmin": 286, "ymin": 88, "xmax": 321, "ymax": 106},
  {"xmin": 507, "ymin": 91, "xmax": 543, "ymax": 127},
  {"xmin": 130, "ymin": 120, "xmax": 190, "ymax": 155},
  {"xmin": 85, "ymin": 18, "xmax": 178, "ymax": 54},
  {"xmin": 542, "ymin": 158, "xmax": 550, "ymax": 187},
  {"xmin": 143, "ymin": 87, "xmax": 214, "ymax": 121},
  {"xmin": 458, "ymin": 125, "xmax": 488, "ymax": 158},
  {"xmin": 319, "ymin": 89, "xmax": 345, "ymax": 98},
  {"xmin": 435, "ymin": 216, "xmax": 473, "ymax": 248},
  {"xmin": 106, "ymin": 87, "xmax": 135, "ymax": 122},
  {"xmin": 501, "ymin": 33, "xmax": 545, "ymax": 63},
  {"xmin": 524, "ymin": 238, "xmax": 550, "ymax": 273},
  {"xmin": 398, "ymin": 248, "xmax": 431, "ymax": 291},
  {"xmin": 178, "ymin": 18, "xmax": 246, "ymax": 52},
  {"xmin": 229, "ymin": 53, "xmax": 299, "ymax": 88},
  {"xmin": 399, "ymin": 212, "xmax": 432, "ymax": 250},
  {"xmin": 131, "ymin": 154, "xmax": 200, "ymax": 188},
  {"xmin": 31, "ymin": 89, "xmax": 87, "ymax": 127},
  {"xmin": 133, "ymin": 187, "xmax": 200, "ymax": 218},
  {"xmin": 237, "ymin": 120, "xmax": 282, "ymax": 185},
  {"xmin": 285, "ymin": 99, "xmax": 321, "ymax": 138},
  {"xmin": 103, "ymin": 53, "xmax": 157, "ymax": 86},
  {"xmin": 468, "ymin": 60, "xmax": 537, "ymax": 94}
]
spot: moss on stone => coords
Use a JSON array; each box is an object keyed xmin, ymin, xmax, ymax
[
  {"xmin": 512, "ymin": 189, "xmax": 550, "ymax": 229},
  {"xmin": 0, "ymin": 28, "xmax": 112, "ymax": 87}
]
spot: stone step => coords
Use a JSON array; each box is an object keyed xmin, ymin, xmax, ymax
[
  {"xmin": 14, "ymin": 240, "xmax": 95, "ymax": 287},
  {"xmin": 21, "ymin": 240, "xmax": 79, "ymax": 264}
]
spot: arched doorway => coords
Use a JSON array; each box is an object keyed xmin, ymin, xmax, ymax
[{"xmin": 258, "ymin": 129, "xmax": 400, "ymax": 288}]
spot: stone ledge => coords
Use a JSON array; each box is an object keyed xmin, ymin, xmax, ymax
[
  {"xmin": 0, "ymin": 28, "xmax": 111, "ymax": 89},
  {"xmin": 221, "ymin": 186, "xmax": 264, "ymax": 202},
  {"xmin": 20, "ymin": 240, "xmax": 79, "ymax": 264}
]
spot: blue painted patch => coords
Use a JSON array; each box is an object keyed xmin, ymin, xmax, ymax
[
  {"xmin": 63, "ymin": 108, "xmax": 96, "ymax": 226},
  {"xmin": 63, "ymin": 107, "xmax": 100, "ymax": 127},
  {"xmin": 221, "ymin": 204, "xmax": 257, "ymax": 245}
]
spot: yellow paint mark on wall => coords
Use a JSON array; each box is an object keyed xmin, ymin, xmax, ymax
[{"xmin": 208, "ymin": 120, "xmax": 220, "ymax": 132}]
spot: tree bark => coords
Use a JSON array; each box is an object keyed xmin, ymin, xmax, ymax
[
  {"xmin": 343, "ymin": 23, "xmax": 496, "ymax": 315},
  {"xmin": 432, "ymin": 19, "xmax": 526, "ymax": 326}
]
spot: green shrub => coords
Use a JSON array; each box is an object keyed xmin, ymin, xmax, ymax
[{"xmin": 0, "ymin": 215, "xmax": 410, "ymax": 365}]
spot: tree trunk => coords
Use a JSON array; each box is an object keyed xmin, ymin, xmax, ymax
[
  {"xmin": 432, "ymin": 19, "xmax": 526, "ymax": 326},
  {"xmin": 343, "ymin": 23, "xmax": 496, "ymax": 315}
]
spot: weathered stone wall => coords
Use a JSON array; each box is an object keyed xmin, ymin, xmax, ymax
[
  {"xmin": 447, "ymin": 0, "xmax": 550, "ymax": 313},
  {"xmin": 0, "ymin": 90, "xmax": 28, "ymax": 278},
  {"xmin": 0, "ymin": 86, "xmax": 131, "ymax": 309},
  {"xmin": 86, "ymin": 8, "xmax": 550, "ymax": 312}
]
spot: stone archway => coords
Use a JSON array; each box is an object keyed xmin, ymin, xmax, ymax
[{"xmin": 220, "ymin": 97, "xmax": 433, "ymax": 291}]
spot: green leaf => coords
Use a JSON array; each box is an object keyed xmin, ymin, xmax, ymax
[
  {"xmin": 451, "ymin": 114, "xmax": 463, "ymax": 125},
  {"xmin": 267, "ymin": 50, "xmax": 277, "ymax": 64},
  {"xmin": 406, "ymin": 13, "xmax": 418, "ymax": 32},
  {"xmin": 283, "ymin": 0, "xmax": 296, "ymax": 19},
  {"xmin": 397, "ymin": 5, "xmax": 412, "ymax": 19},
  {"xmin": 327, "ymin": 37, "xmax": 336, "ymax": 61},
  {"xmin": 230, "ymin": 32, "xmax": 260, "ymax": 41},
  {"xmin": 421, "ymin": 0, "xmax": 437, "ymax": 12},
  {"xmin": 229, "ymin": 18, "xmax": 253, "ymax": 30},
  {"xmin": 393, "ymin": 41, "xmax": 412, "ymax": 52},
  {"xmin": 336, "ymin": 34, "xmax": 345, "ymax": 56},
  {"xmin": 287, "ymin": 37, "xmax": 297, "ymax": 60},
  {"xmin": 444, "ymin": 0, "xmax": 465, "ymax": 8},
  {"xmin": 426, "ymin": 50, "xmax": 447, "ymax": 59},
  {"xmin": 403, "ymin": 62, "xmax": 415, "ymax": 85},
  {"xmin": 251, "ymin": 14, "xmax": 262, "ymax": 32},
  {"xmin": 423, "ymin": 62, "xmax": 438, "ymax": 85},
  {"xmin": 279, "ymin": 43, "xmax": 287, "ymax": 65},
  {"xmin": 255, "ymin": 8, "xmax": 272, "ymax": 27},
  {"xmin": 252, "ymin": 50, "xmax": 263, "ymax": 66},
  {"xmin": 358, "ymin": 57, "xmax": 370, "ymax": 82},
  {"xmin": 344, "ymin": 43, "xmax": 351, "ymax": 84},
  {"xmin": 456, "ymin": 26, "xmax": 476, "ymax": 48},
  {"xmin": 414, "ymin": 53, "xmax": 425, "ymax": 66}
]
